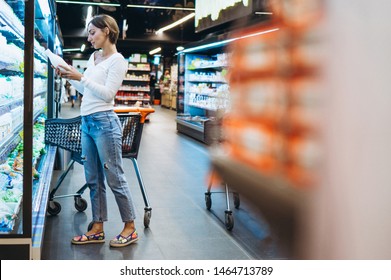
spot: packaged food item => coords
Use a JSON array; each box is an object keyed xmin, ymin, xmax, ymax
[
  {"xmin": 284, "ymin": 133, "xmax": 322, "ymax": 187},
  {"xmin": 287, "ymin": 77, "xmax": 323, "ymax": 132},
  {"xmin": 0, "ymin": 113, "xmax": 12, "ymax": 142},
  {"xmin": 45, "ymin": 49, "xmax": 71, "ymax": 72},
  {"xmin": 229, "ymin": 25, "xmax": 289, "ymax": 79},
  {"xmin": 290, "ymin": 25, "xmax": 325, "ymax": 72},
  {"xmin": 230, "ymin": 78, "xmax": 287, "ymax": 125},
  {"xmin": 275, "ymin": 0, "xmax": 324, "ymax": 28},
  {"xmin": 222, "ymin": 118, "xmax": 284, "ymax": 174}
]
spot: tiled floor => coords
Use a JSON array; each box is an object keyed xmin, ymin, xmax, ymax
[{"xmin": 41, "ymin": 100, "xmax": 281, "ymax": 260}]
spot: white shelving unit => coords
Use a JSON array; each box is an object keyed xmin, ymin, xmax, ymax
[{"xmin": 116, "ymin": 58, "xmax": 151, "ymax": 108}]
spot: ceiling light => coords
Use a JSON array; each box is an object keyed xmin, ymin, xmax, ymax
[
  {"xmin": 176, "ymin": 46, "xmax": 184, "ymax": 51},
  {"xmin": 56, "ymin": 1, "xmax": 120, "ymax": 8},
  {"xmin": 122, "ymin": 19, "xmax": 128, "ymax": 40},
  {"xmin": 255, "ymin": 12, "xmax": 273, "ymax": 15},
  {"xmin": 63, "ymin": 48, "xmax": 81, "ymax": 52},
  {"xmin": 156, "ymin": 12, "xmax": 195, "ymax": 34},
  {"xmin": 85, "ymin": 6, "xmax": 93, "ymax": 29},
  {"xmin": 80, "ymin": 44, "xmax": 86, "ymax": 52},
  {"xmin": 149, "ymin": 47, "xmax": 161, "ymax": 55},
  {"xmin": 180, "ymin": 28, "xmax": 279, "ymax": 53}
]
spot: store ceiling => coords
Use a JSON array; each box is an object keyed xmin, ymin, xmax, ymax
[{"xmin": 56, "ymin": 0, "xmax": 204, "ymax": 58}]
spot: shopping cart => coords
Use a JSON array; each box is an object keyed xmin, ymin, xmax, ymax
[
  {"xmin": 44, "ymin": 107, "xmax": 154, "ymax": 228},
  {"xmin": 204, "ymin": 169, "xmax": 240, "ymax": 231}
]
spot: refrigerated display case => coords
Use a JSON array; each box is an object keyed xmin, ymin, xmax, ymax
[
  {"xmin": 176, "ymin": 49, "xmax": 230, "ymax": 144},
  {"xmin": 0, "ymin": 0, "xmax": 58, "ymax": 259}
]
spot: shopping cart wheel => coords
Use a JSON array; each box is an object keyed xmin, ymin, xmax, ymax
[
  {"xmin": 224, "ymin": 210, "xmax": 234, "ymax": 231},
  {"xmin": 47, "ymin": 201, "xmax": 62, "ymax": 216},
  {"xmin": 143, "ymin": 208, "xmax": 152, "ymax": 228},
  {"xmin": 74, "ymin": 196, "xmax": 88, "ymax": 212},
  {"xmin": 205, "ymin": 192, "xmax": 212, "ymax": 210},
  {"xmin": 233, "ymin": 193, "xmax": 240, "ymax": 209}
]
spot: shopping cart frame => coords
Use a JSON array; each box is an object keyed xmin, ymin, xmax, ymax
[
  {"xmin": 44, "ymin": 108, "xmax": 154, "ymax": 228},
  {"xmin": 205, "ymin": 169, "xmax": 240, "ymax": 231}
]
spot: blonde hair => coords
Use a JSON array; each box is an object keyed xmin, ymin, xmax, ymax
[{"xmin": 88, "ymin": 14, "xmax": 119, "ymax": 44}]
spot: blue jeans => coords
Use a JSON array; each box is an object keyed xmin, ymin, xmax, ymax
[{"xmin": 81, "ymin": 110, "xmax": 136, "ymax": 223}]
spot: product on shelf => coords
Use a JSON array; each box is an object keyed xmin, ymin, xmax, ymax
[
  {"xmin": 115, "ymin": 54, "xmax": 151, "ymax": 108},
  {"xmin": 176, "ymin": 51, "xmax": 231, "ymax": 144},
  {"xmin": 0, "ymin": 113, "xmax": 12, "ymax": 142},
  {"xmin": 219, "ymin": 0, "xmax": 324, "ymax": 188}
]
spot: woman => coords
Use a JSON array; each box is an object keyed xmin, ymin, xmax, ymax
[{"xmin": 55, "ymin": 14, "xmax": 138, "ymax": 248}]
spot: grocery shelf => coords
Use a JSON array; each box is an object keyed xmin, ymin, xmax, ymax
[
  {"xmin": 0, "ymin": 2, "xmax": 47, "ymax": 61},
  {"xmin": 119, "ymin": 88, "xmax": 150, "ymax": 92},
  {"xmin": 176, "ymin": 118, "xmax": 205, "ymax": 143},
  {"xmin": 189, "ymin": 64, "xmax": 228, "ymax": 70},
  {"xmin": 31, "ymin": 145, "xmax": 57, "ymax": 259},
  {"xmin": 176, "ymin": 118, "xmax": 204, "ymax": 132},
  {"xmin": 117, "ymin": 58, "xmax": 151, "ymax": 108},
  {"xmin": 177, "ymin": 51, "xmax": 229, "ymax": 144},
  {"xmin": 123, "ymin": 78, "xmax": 150, "ymax": 82},
  {"xmin": 187, "ymin": 79, "xmax": 227, "ymax": 84}
]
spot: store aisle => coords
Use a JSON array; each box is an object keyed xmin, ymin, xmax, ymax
[{"xmin": 41, "ymin": 101, "xmax": 280, "ymax": 260}]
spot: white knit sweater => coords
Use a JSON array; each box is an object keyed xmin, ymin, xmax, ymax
[{"xmin": 70, "ymin": 52, "xmax": 127, "ymax": 116}]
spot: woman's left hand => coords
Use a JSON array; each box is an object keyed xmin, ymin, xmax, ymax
[{"xmin": 57, "ymin": 65, "xmax": 83, "ymax": 81}]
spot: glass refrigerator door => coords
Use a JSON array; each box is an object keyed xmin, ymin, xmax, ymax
[{"xmin": 0, "ymin": 0, "xmax": 56, "ymax": 259}]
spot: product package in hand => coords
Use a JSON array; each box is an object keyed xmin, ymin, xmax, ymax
[{"xmin": 44, "ymin": 49, "xmax": 71, "ymax": 72}]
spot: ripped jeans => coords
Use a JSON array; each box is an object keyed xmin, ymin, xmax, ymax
[{"xmin": 81, "ymin": 110, "xmax": 136, "ymax": 223}]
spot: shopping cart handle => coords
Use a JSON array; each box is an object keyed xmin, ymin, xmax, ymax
[{"xmin": 114, "ymin": 107, "xmax": 155, "ymax": 123}]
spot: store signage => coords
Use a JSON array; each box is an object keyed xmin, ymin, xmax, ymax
[{"xmin": 195, "ymin": 0, "xmax": 253, "ymax": 32}]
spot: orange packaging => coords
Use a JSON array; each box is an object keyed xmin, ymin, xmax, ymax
[
  {"xmin": 284, "ymin": 133, "xmax": 322, "ymax": 187},
  {"xmin": 229, "ymin": 78, "xmax": 288, "ymax": 126},
  {"xmin": 287, "ymin": 77, "xmax": 323, "ymax": 132},
  {"xmin": 222, "ymin": 117, "xmax": 285, "ymax": 174},
  {"xmin": 266, "ymin": 0, "xmax": 285, "ymax": 22},
  {"xmin": 279, "ymin": 0, "xmax": 324, "ymax": 29},
  {"xmin": 290, "ymin": 25, "xmax": 325, "ymax": 72},
  {"xmin": 229, "ymin": 26, "xmax": 289, "ymax": 78}
]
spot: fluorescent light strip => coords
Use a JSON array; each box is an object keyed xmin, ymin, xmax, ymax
[
  {"xmin": 255, "ymin": 12, "xmax": 273, "ymax": 15},
  {"xmin": 55, "ymin": 1, "xmax": 195, "ymax": 11},
  {"xmin": 85, "ymin": 6, "xmax": 92, "ymax": 30},
  {"xmin": 149, "ymin": 47, "xmax": 162, "ymax": 55},
  {"xmin": 180, "ymin": 28, "xmax": 279, "ymax": 53},
  {"xmin": 56, "ymin": 1, "xmax": 120, "ymax": 7},
  {"xmin": 238, "ymin": 28, "xmax": 279, "ymax": 40},
  {"xmin": 85, "ymin": 6, "xmax": 93, "ymax": 29},
  {"xmin": 156, "ymin": 12, "xmax": 195, "ymax": 34},
  {"xmin": 180, "ymin": 39, "xmax": 236, "ymax": 53},
  {"xmin": 63, "ymin": 48, "xmax": 81, "ymax": 52}
]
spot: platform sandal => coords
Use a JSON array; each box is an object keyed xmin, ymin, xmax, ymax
[
  {"xmin": 71, "ymin": 231, "xmax": 105, "ymax": 245},
  {"xmin": 109, "ymin": 230, "xmax": 138, "ymax": 248}
]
